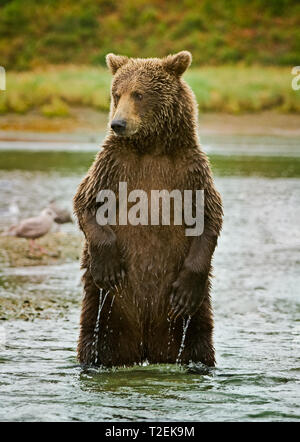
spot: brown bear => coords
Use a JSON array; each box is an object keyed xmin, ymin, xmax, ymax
[{"xmin": 73, "ymin": 51, "xmax": 223, "ymax": 368}]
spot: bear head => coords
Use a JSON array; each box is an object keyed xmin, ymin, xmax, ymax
[{"xmin": 106, "ymin": 51, "xmax": 197, "ymax": 141}]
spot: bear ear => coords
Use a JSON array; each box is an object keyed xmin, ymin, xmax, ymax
[
  {"xmin": 162, "ymin": 51, "xmax": 192, "ymax": 77},
  {"xmin": 106, "ymin": 53, "xmax": 129, "ymax": 74}
]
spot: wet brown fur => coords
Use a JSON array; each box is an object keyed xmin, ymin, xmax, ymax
[{"xmin": 73, "ymin": 51, "xmax": 223, "ymax": 367}]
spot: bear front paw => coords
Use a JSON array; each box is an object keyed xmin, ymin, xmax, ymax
[
  {"xmin": 169, "ymin": 268, "xmax": 207, "ymax": 319},
  {"xmin": 89, "ymin": 243, "xmax": 125, "ymax": 290},
  {"xmin": 90, "ymin": 258, "xmax": 125, "ymax": 290}
]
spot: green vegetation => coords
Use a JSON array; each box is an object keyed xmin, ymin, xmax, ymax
[
  {"xmin": 0, "ymin": 65, "xmax": 299, "ymax": 116},
  {"xmin": 0, "ymin": 1, "xmax": 299, "ymax": 116},
  {"xmin": 0, "ymin": 0, "xmax": 299, "ymax": 70},
  {"xmin": 0, "ymin": 150, "xmax": 299, "ymax": 178}
]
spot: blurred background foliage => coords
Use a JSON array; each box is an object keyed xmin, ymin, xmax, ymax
[
  {"xmin": 0, "ymin": 0, "xmax": 299, "ymax": 115},
  {"xmin": 0, "ymin": 0, "xmax": 299, "ymax": 69},
  {"xmin": 1, "ymin": 65, "xmax": 299, "ymax": 115}
]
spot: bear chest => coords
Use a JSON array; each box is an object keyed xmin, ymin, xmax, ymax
[{"xmin": 116, "ymin": 154, "xmax": 187, "ymax": 193}]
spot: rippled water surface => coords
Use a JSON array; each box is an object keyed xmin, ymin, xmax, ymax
[{"xmin": 0, "ymin": 135, "xmax": 299, "ymax": 421}]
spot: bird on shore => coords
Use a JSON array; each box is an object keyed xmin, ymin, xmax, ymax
[
  {"xmin": 2, "ymin": 208, "xmax": 57, "ymax": 254},
  {"xmin": 48, "ymin": 200, "xmax": 73, "ymax": 228}
]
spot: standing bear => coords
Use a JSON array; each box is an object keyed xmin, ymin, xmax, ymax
[{"xmin": 73, "ymin": 51, "xmax": 223, "ymax": 368}]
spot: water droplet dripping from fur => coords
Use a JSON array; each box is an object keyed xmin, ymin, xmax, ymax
[{"xmin": 176, "ymin": 315, "xmax": 191, "ymax": 364}]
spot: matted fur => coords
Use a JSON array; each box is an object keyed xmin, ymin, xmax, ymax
[{"xmin": 73, "ymin": 52, "xmax": 223, "ymax": 367}]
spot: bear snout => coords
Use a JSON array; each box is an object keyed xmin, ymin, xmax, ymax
[{"xmin": 111, "ymin": 119, "xmax": 127, "ymax": 135}]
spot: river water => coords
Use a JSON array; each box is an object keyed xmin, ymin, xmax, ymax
[{"xmin": 0, "ymin": 134, "xmax": 299, "ymax": 421}]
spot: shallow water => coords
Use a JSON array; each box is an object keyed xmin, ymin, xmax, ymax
[{"xmin": 0, "ymin": 135, "xmax": 299, "ymax": 421}]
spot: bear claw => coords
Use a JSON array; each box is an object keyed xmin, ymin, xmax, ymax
[{"xmin": 169, "ymin": 268, "xmax": 207, "ymax": 319}]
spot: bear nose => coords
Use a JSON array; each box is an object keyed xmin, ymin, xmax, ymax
[{"xmin": 111, "ymin": 119, "xmax": 127, "ymax": 134}]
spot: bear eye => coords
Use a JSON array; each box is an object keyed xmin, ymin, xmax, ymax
[
  {"xmin": 114, "ymin": 93, "xmax": 120, "ymax": 104},
  {"xmin": 132, "ymin": 91, "xmax": 143, "ymax": 101}
]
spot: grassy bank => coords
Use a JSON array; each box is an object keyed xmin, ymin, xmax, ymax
[{"xmin": 0, "ymin": 65, "xmax": 299, "ymax": 116}]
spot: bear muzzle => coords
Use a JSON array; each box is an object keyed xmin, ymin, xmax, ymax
[{"xmin": 111, "ymin": 119, "xmax": 127, "ymax": 135}]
